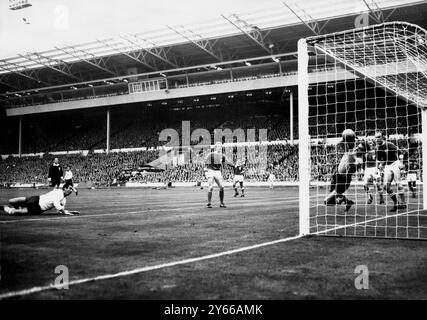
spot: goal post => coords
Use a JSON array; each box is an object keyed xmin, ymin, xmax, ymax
[
  {"xmin": 298, "ymin": 21, "xmax": 427, "ymax": 239},
  {"xmin": 298, "ymin": 38, "xmax": 311, "ymax": 236}
]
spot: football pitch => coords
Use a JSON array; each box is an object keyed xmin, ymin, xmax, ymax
[{"xmin": 1, "ymin": 186, "xmax": 427, "ymax": 299}]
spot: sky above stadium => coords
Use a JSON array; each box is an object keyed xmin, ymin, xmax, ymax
[
  {"xmin": 0, "ymin": 0, "xmax": 421, "ymax": 59},
  {"xmin": 0, "ymin": 0, "xmax": 280, "ymax": 58}
]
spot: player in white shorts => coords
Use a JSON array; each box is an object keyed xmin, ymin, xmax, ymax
[
  {"xmin": 363, "ymin": 140, "xmax": 382, "ymax": 204},
  {"xmin": 406, "ymin": 158, "xmax": 419, "ymax": 198},
  {"xmin": 375, "ymin": 132, "xmax": 406, "ymax": 212},
  {"xmin": 204, "ymin": 142, "xmax": 235, "ymax": 208}
]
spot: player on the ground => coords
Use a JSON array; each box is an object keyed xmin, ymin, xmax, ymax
[
  {"xmin": 375, "ymin": 132, "xmax": 406, "ymax": 212},
  {"xmin": 204, "ymin": 142, "xmax": 235, "ymax": 208},
  {"xmin": 324, "ymin": 129, "xmax": 368, "ymax": 212},
  {"xmin": 363, "ymin": 139, "xmax": 384, "ymax": 204},
  {"xmin": 48, "ymin": 157, "xmax": 63, "ymax": 188},
  {"xmin": 64, "ymin": 166, "xmax": 78, "ymax": 195},
  {"xmin": 232, "ymin": 160, "xmax": 245, "ymax": 197},
  {"xmin": 407, "ymin": 158, "xmax": 419, "ymax": 198},
  {"xmin": 2, "ymin": 186, "xmax": 77, "ymax": 215}
]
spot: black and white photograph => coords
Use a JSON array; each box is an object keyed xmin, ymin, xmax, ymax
[{"xmin": 1, "ymin": 0, "xmax": 427, "ymax": 305}]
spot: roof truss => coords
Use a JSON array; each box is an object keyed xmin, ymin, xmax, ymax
[
  {"xmin": 222, "ymin": 14, "xmax": 274, "ymax": 54},
  {"xmin": 167, "ymin": 25, "xmax": 224, "ymax": 62}
]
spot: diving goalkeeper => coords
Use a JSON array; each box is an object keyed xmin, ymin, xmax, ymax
[{"xmin": 324, "ymin": 130, "xmax": 368, "ymax": 212}]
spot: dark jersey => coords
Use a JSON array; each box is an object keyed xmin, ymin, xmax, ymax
[
  {"xmin": 376, "ymin": 142, "xmax": 398, "ymax": 165},
  {"xmin": 205, "ymin": 152, "xmax": 226, "ymax": 171},
  {"xmin": 408, "ymin": 161, "xmax": 420, "ymax": 173},
  {"xmin": 330, "ymin": 150, "xmax": 361, "ymax": 194},
  {"xmin": 233, "ymin": 165, "xmax": 244, "ymax": 175},
  {"xmin": 364, "ymin": 150, "xmax": 376, "ymax": 168},
  {"xmin": 48, "ymin": 163, "xmax": 63, "ymax": 182}
]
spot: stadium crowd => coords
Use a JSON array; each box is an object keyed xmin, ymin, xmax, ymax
[
  {"xmin": 1, "ymin": 137, "xmax": 422, "ymax": 186},
  {"xmin": 0, "ymin": 98, "xmax": 422, "ymax": 186},
  {"xmin": 0, "ymin": 144, "xmax": 300, "ymax": 186}
]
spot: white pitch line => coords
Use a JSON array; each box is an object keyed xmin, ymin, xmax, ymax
[
  {"xmin": 0, "ymin": 196, "xmax": 317, "ymax": 298},
  {"xmin": 0, "ymin": 233, "xmax": 304, "ymax": 300},
  {"xmin": 1, "ymin": 201, "xmax": 424, "ymax": 299}
]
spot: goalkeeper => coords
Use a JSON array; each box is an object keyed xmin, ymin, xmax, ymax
[{"xmin": 324, "ymin": 131, "xmax": 369, "ymax": 212}]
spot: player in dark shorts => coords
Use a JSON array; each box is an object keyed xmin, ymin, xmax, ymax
[
  {"xmin": 2, "ymin": 186, "xmax": 76, "ymax": 215},
  {"xmin": 375, "ymin": 132, "xmax": 406, "ymax": 212},
  {"xmin": 48, "ymin": 158, "xmax": 63, "ymax": 188},
  {"xmin": 407, "ymin": 158, "xmax": 419, "ymax": 198},
  {"xmin": 204, "ymin": 142, "xmax": 235, "ymax": 208},
  {"xmin": 324, "ymin": 140, "xmax": 369, "ymax": 212},
  {"xmin": 232, "ymin": 160, "xmax": 245, "ymax": 197},
  {"xmin": 64, "ymin": 166, "xmax": 78, "ymax": 195}
]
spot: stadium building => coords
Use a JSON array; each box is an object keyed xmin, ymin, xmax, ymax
[{"xmin": 1, "ymin": 0, "xmax": 427, "ymax": 300}]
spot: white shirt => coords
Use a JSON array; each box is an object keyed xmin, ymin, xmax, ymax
[
  {"xmin": 64, "ymin": 170, "xmax": 73, "ymax": 180},
  {"xmin": 38, "ymin": 189, "xmax": 66, "ymax": 212}
]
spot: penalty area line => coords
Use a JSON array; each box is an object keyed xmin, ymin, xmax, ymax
[{"xmin": 0, "ymin": 233, "xmax": 304, "ymax": 300}]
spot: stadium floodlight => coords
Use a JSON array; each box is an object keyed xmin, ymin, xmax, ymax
[{"xmin": 298, "ymin": 21, "xmax": 427, "ymax": 240}]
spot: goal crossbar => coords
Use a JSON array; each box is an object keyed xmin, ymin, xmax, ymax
[{"xmin": 298, "ymin": 21, "xmax": 427, "ymax": 239}]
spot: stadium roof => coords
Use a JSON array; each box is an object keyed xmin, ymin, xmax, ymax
[{"xmin": 1, "ymin": 0, "xmax": 426, "ymax": 95}]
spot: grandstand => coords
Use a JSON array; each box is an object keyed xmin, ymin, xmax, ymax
[
  {"xmin": 2, "ymin": 0, "xmax": 426, "ymax": 187},
  {"xmin": 1, "ymin": 0, "xmax": 427, "ymax": 301}
]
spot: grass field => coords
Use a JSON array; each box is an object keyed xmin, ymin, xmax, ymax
[{"xmin": 1, "ymin": 186, "xmax": 427, "ymax": 299}]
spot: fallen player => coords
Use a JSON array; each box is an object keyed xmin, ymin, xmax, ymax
[{"xmin": 2, "ymin": 186, "xmax": 79, "ymax": 216}]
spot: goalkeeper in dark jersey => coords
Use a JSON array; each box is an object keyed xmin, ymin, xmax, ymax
[
  {"xmin": 375, "ymin": 131, "xmax": 406, "ymax": 212},
  {"xmin": 324, "ymin": 135, "xmax": 369, "ymax": 212},
  {"xmin": 204, "ymin": 142, "xmax": 236, "ymax": 208},
  {"xmin": 232, "ymin": 160, "xmax": 245, "ymax": 197}
]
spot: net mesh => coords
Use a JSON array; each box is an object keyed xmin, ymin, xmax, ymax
[{"xmin": 305, "ymin": 22, "xmax": 427, "ymax": 239}]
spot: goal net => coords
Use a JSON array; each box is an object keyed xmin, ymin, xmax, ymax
[{"xmin": 298, "ymin": 22, "xmax": 427, "ymax": 239}]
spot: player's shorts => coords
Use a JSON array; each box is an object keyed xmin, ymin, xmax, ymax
[
  {"xmin": 330, "ymin": 173, "xmax": 352, "ymax": 194},
  {"xmin": 205, "ymin": 169, "xmax": 223, "ymax": 181},
  {"xmin": 384, "ymin": 160, "xmax": 401, "ymax": 184},
  {"xmin": 363, "ymin": 167, "xmax": 378, "ymax": 183},
  {"xmin": 407, "ymin": 173, "xmax": 417, "ymax": 182},
  {"xmin": 63, "ymin": 179, "xmax": 73, "ymax": 189},
  {"xmin": 233, "ymin": 175, "xmax": 244, "ymax": 183},
  {"xmin": 22, "ymin": 196, "xmax": 42, "ymax": 215}
]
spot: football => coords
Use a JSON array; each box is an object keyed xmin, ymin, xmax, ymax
[{"xmin": 342, "ymin": 129, "xmax": 356, "ymax": 142}]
